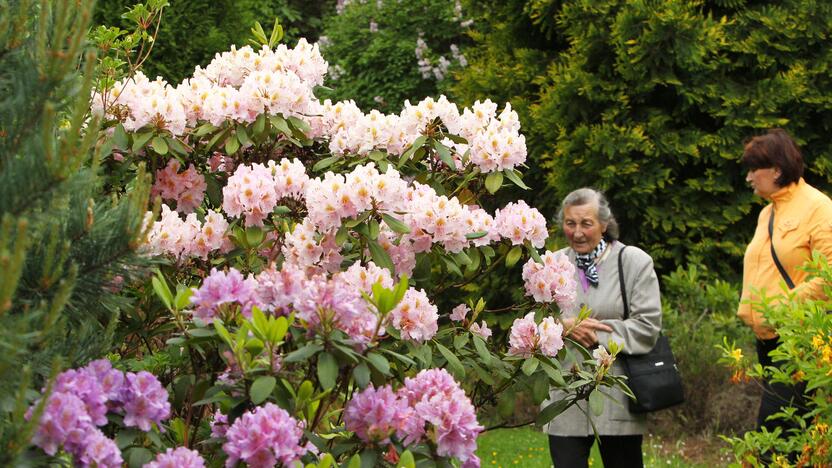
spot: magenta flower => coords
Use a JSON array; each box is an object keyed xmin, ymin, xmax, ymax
[
  {"xmin": 29, "ymin": 392, "xmax": 93, "ymax": 456},
  {"xmin": 344, "ymin": 385, "xmax": 411, "ymax": 444},
  {"xmin": 145, "ymin": 447, "xmax": 206, "ymax": 468},
  {"xmin": 222, "ymin": 403, "xmax": 311, "ymax": 468},
  {"xmin": 190, "ymin": 267, "xmax": 259, "ymax": 323},
  {"xmin": 76, "ymin": 429, "xmax": 123, "ymax": 468},
  {"xmin": 211, "ymin": 410, "xmax": 229, "ymax": 438},
  {"xmin": 122, "ymin": 371, "xmax": 171, "ymax": 431}
]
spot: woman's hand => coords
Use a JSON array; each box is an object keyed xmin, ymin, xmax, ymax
[{"xmin": 562, "ymin": 317, "xmax": 613, "ymax": 348}]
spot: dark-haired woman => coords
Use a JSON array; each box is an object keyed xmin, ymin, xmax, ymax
[{"xmin": 738, "ymin": 128, "xmax": 832, "ymax": 435}]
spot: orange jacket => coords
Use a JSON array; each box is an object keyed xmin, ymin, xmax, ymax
[{"xmin": 738, "ymin": 178, "xmax": 832, "ymax": 340}]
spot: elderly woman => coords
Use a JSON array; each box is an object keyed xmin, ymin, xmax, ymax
[
  {"xmin": 739, "ymin": 129, "xmax": 832, "ymax": 435},
  {"xmin": 544, "ymin": 188, "xmax": 662, "ymax": 468}
]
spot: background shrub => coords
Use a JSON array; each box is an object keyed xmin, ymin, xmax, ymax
[{"xmin": 452, "ymin": 0, "xmax": 832, "ymax": 278}]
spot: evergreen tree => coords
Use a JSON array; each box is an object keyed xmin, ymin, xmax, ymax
[{"xmin": 0, "ymin": 0, "xmax": 152, "ymax": 463}]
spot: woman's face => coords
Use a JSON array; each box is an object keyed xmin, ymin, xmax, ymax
[
  {"xmin": 745, "ymin": 167, "xmax": 781, "ymax": 198},
  {"xmin": 562, "ymin": 203, "xmax": 608, "ymax": 254}
]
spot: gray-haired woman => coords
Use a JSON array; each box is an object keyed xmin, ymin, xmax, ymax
[{"xmin": 544, "ymin": 188, "xmax": 662, "ymax": 468}]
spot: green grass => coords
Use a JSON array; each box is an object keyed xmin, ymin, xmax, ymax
[{"xmin": 476, "ymin": 427, "xmax": 717, "ymax": 467}]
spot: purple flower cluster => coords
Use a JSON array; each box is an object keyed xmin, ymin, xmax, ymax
[
  {"xmin": 222, "ymin": 403, "xmax": 313, "ymax": 468},
  {"xmin": 293, "ymin": 273, "xmax": 380, "ymax": 344},
  {"xmin": 344, "ymin": 369, "xmax": 483, "ymax": 467},
  {"xmin": 28, "ymin": 360, "xmax": 170, "ymax": 464},
  {"xmin": 145, "ymin": 447, "xmax": 206, "ymax": 468},
  {"xmin": 190, "ymin": 267, "xmax": 260, "ymax": 322}
]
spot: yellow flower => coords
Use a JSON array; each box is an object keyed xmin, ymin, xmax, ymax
[
  {"xmin": 730, "ymin": 348, "xmax": 743, "ymax": 362},
  {"xmin": 812, "ymin": 334, "xmax": 825, "ymax": 349},
  {"xmin": 822, "ymin": 345, "xmax": 832, "ymax": 365}
]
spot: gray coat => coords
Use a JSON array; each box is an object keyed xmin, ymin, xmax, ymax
[{"xmin": 543, "ymin": 241, "xmax": 662, "ymax": 436}]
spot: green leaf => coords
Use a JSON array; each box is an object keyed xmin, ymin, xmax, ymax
[
  {"xmin": 353, "ymin": 362, "xmax": 371, "ymax": 389},
  {"xmin": 522, "ymin": 357, "xmax": 540, "ymax": 376},
  {"xmin": 434, "ymin": 140, "xmax": 456, "ymax": 170},
  {"xmin": 365, "ymin": 352, "xmax": 391, "ymax": 376},
  {"xmin": 150, "ymin": 136, "xmax": 168, "ymax": 155},
  {"xmin": 434, "ymin": 342, "xmax": 465, "ymax": 378},
  {"xmin": 441, "ymin": 255, "xmax": 463, "ymax": 277},
  {"xmin": 131, "ymin": 132, "xmax": 153, "ymax": 153},
  {"xmin": 589, "ymin": 388, "xmax": 604, "ymax": 416},
  {"xmin": 367, "ymin": 239, "xmax": 395, "ymax": 273},
  {"xmin": 506, "ymin": 245, "xmax": 523, "ymax": 268},
  {"xmin": 526, "ymin": 243, "xmax": 543, "ymax": 264},
  {"xmin": 472, "ymin": 335, "xmax": 491, "ymax": 365},
  {"xmin": 187, "ymin": 327, "xmax": 216, "ymax": 338},
  {"xmin": 368, "ymin": 218, "xmax": 379, "ymax": 240},
  {"xmin": 503, "ymin": 168, "xmax": 530, "ymax": 190},
  {"xmin": 284, "ymin": 343, "xmax": 323, "ymax": 363},
  {"xmin": 236, "ymin": 124, "xmax": 251, "ymax": 146},
  {"xmin": 397, "ymin": 450, "xmax": 416, "ymax": 468},
  {"xmin": 485, "ymin": 171, "xmax": 503, "ymax": 194},
  {"xmin": 347, "ymin": 454, "xmax": 361, "ymax": 468},
  {"xmin": 535, "ymin": 399, "xmax": 571, "ymax": 426},
  {"xmin": 166, "ymin": 137, "xmax": 189, "ymax": 155},
  {"xmin": 317, "ymin": 352, "xmax": 338, "ymax": 390},
  {"xmin": 287, "ymin": 116, "xmax": 311, "ymax": 134},
  {"xmin": 313, "ymin": 155, "xmax": 340, "ymax": 172},
  {"xmin": 193, "ymin": 123, "xmax": 218, "ymax": 137},
  {"xmin": 225, "ymin": 133, "xmax": 240, "ymax": 155},
  {"xmin": 112, "ymin": 124, "xmax": 129, "ymax": 149},
  {"xmin": 127, "ymin": 447, "xmax": 153, "ymax": 468},
  {"xmin": 465, "ymin": 231, "xmax": 488, "ymax": 240},
  {"xmin": 250, "ymin": 376, "xmax": 276, "ymax": 404},
  {"xmin": 270, "ymin": 115, "xmax": 292, "ymax": 136},
  {"xmin": 253, "ymin": 113, "xmax": 266, "ymax": 136},
  {"xmin": 213, "ymin": 321, "xmax": 233, "ymax": 346},
  {"xmin": 381, "ymin": 213, "xmax": 411, "ymax": 234},
  {"xmin": 151, "ymin": 272, "xmax": 173, "ymax": 310}
]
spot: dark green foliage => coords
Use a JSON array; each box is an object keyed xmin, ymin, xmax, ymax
[
  {"xmin": 94, "ymin": 0, "xmax": 333, "ymax": 84},
  {"xmin": 452, "ymin": 0, "xmax": 832, "ymax": 277},
  {"xmin": 320, "ymin": 0, "xmax": 471, "ymax": 112},
  {"xmin": 0, "ymin": 0, "xmax": 152, "ymax": 462}
]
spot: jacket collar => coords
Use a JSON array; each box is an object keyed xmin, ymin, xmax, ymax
[{"xmin": 770, "ymin": 178, "xmax": 804, "ymax": 206}]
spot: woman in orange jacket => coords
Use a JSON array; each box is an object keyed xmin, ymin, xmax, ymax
[{"xmin": 739, "ymin": 128, "xmax": 832, "ymax": 435}]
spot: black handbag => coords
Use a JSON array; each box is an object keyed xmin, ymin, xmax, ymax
[{"xmin": 617, "ymin": 246, "xmax": 685, "ymax": 413}]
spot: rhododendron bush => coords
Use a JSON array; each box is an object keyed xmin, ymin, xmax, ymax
[{"xmin": 25, "ymin": 25, "xmax": 626, "ymax": 468}]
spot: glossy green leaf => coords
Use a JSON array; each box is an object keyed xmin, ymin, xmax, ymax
[
  {"xmin": 317, "ymin": 352, "xmax": 338, "ymax": 390},
  {"xmin": 506, "ymin": 245, "xmax": 523, "ymax": 268},
  {"xmin": 485, "ymin": 171, "xmax": 503, "ymax": 194},
  {"xmin": 250, "ymin": 376, "xmax": 276, "ymax": 404},
  {"xmin": 435, "ymin": 342, "xmax": 465, "ymax": 378}
]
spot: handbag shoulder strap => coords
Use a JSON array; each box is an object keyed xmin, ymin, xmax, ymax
[
  {"xmin": 768, "ymin": 208, "xmax": 796, "ymax": 290},
  {"xmin": 618, "ymin": 245, "xmax": 630, "ymax": 320}
]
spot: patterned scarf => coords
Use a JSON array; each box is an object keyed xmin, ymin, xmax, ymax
[{"xmin": 575, "ymin": 239, "xmax": 606, "ymax": 287}]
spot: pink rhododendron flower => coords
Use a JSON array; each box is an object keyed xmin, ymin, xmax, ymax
[
  {"xmin": 470, "ymin": 321, "xmax": 492, "ymax": 340},
  {"xmin": 76, "ymin": 429, "xmax": 122, "ymax": 468},
  {"xmin": 522, "ymin": 251, "xmax": 578, "ymax": 312},
  {"xmin": 450, "ymin": 304, "xmax": 469, "ymax": 321},
  {"xmin": 222, "ymin": 163, "xmax": 278, "ymax": 226},
  {"xmin": 122, "ymin": 371, "xmax": 171, "ymax": 432},
  {"xmin": 190, "ymin": 267, "xmax": 260, "ymax": 322},
  {"xmin": 29, "ymin": 392, "xmax": 94, "ymax": 456},
  {"xmin": 344, "ymin": 385, "xmax": 411, "ymax": 444},
  {"xmin": 152, "ymin": 159, "xmax": 206, "ymax": 213},
  {"xmin": 538, "ymin": 316, "xmax": 565, "ymax": 357},
  {"xmin": 222, "ymin": 403, "xmax": 311, "ymax": 468},
  {"xmin": 145, "ymin": 447, "xmax": 206, "ymax": 468},
  {"xmin": 389, "ymin": 288, "xmax": 438, "ymax": 342},
  {"xmin": 508, "ymin": 312, "xmax": 539, "ymax": 358},
  {"xmin": 493, "ymin": 200, "xmax": 547, "ymax": 248}
]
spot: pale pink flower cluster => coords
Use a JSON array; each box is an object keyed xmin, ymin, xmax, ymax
[
  {"xmin": 399, "ymin": 369, "xmax": 483, "ymax": 466},
  {"xmin": 521, "ymin": 250, "xmax": 578, "ymax": 311},
  {"xmin": 253, "ymin": 262, "xmax": 306, "ymax": 315},
  {"xmin": 304, "ymin": 163, "xmax": 408, "ymax": 231},
  {"xmin": 145, "ymin": 447, "xmax": 206, "ymax": 468},
  {"xmin": 222, "ymin": 403, "xmax": 313, "ymax": 468},
  {"xmin": 345, "ymin": 369, "xmax": 482, "ymax": 466},
  {"xmin": 92, "ymin": 71, "xmax": 186, "ymax": 135},
  {"xmin": 145, "ymin": 206, "xmax": 229, "ymax": 260},
  {"xmin": 293, "ymin": 272, "xmax": 381, "ymax": 344},
  {"xmin": 389, "ymin": 288, "xmax": 438, "ymax": 342},
  {"xmin": 493, "ymin": 200, "xmax": 548, "ymax": 248},
  {"xmin": 222, "ymin": 163, "xmax": 277, "ymax": 226},
  {"xmin": 27, "ymin": 360, "xmax": 170, "ymax": 465},
  {"xmin": 190, "ymin": 268, "xmax": 260, "ymax": 323},
  {"xmin": 339, "ymin": 261, "xmax": 394, "ymax": 293},
  {"xmin": 152, "ymin": 159, "xmax": 206, "ymax": 213},
  {"xmin": 508, "ymin": 312, "xmax": 565, "ymax": 358},
  {"xmin": 281, "ymin": 220, "xmax": 342, "ymax": 273},
  {"xmin": 268, "ymin": 158, "xmax": 309, "ymax": 200}
]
